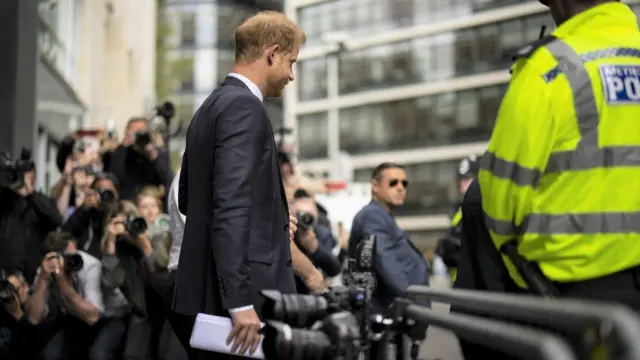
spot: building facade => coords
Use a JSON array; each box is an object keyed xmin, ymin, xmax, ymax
[
  {"xmin": 285, "ymin": 0, "xmax": 640, "ymax": 247},
  {"xmin": 15, "ymin": 0, "xmax": 157, "ymax": 191},
  {"xmin": 163, "ymin": 0, "xmax": 284, "ymax": 155}
]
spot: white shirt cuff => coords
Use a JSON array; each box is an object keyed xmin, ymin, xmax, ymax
[{"xmin": 229, "ymin": 305, "xmax": 253, "ymax": 313}]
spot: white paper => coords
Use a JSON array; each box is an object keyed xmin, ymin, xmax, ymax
[{"xmin": 189, "ymin": 313, "xmax": 265, "ymax": 359}]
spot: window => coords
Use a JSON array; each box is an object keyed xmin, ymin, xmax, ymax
[
  {"xmin": 338, "ymin": 84, "xmax": 506, "ymax": 154},
  {"xmin": 217, "ymin": 5, "xmax": 252, "ymax": 49},
  {"xmin": 297, "ymin": 58, "xmax": 327, "ymax": 101},
  {"xmin": 265, "ymin": 99, "xmax": 283, "ymax": 129},
  {"xmin": 179, "ymin": 12, "xmax": 196, "ymax": 46},
  {"xmin": 298, "ymin": 113, "xmax": 328, "ymax": 160},
  {"xmin": 330, "ymin": 13, "xmax": 546, "ymax": 95},
  {"xmin": 296, "ymin": 0, "xmax": 524, "ymax": 45}
]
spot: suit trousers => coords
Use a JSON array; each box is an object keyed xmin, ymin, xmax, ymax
[{"xmin": 454, "ymin": 179, "xmax": 640, "ymax": 360}]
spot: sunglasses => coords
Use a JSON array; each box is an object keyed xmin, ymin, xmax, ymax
[{"xmin": 388, "ymin": 178, "xmax": 409, "ymax": 189}]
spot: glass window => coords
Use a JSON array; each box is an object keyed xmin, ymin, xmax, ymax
[
  {"xmin": 217, "ymin": 5, "xmax": 252, "ymax": 50},
  {"xmin": 329, "ymin": 13, "xmax": 542, "ymax": 96},
  {"xmin": 169, "ymin": 51, "xmax": 195, "ymax": 92},
  {"xmin": 297, "ymin": 58, "xmax": 327, "ymax": 101},
  {"xmin": 338, "ymin": 84, "xmax": 505, "ymax": 154},
  {"xmin": 298, "ymin": 113, "xmax": 328, "ymax": 160},
  {"xmin": 179, "ymin": 12, "xmax": 196, "ymax": 47},
  {"xmin": 297, "ymin": 0, "xmax": 524, "ymax": 45}
]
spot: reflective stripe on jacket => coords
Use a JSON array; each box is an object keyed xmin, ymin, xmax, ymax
[{"xmin": 479, "ymin": 3, "xmax": 640, "ymax": 287}]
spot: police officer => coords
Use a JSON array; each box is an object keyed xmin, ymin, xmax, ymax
[
  {"xmin": 435, "ymin": 155, "xmax": 478, "ymax": 283},
  {"xmin": 455, "ymin": 0, "xmax": 640, "ymax": 358},
  {"xmin": 458, "ymin": 0, "xmax": 640, "ymax": 309}
]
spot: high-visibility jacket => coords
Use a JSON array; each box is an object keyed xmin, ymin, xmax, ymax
[
  {"xmin": 478, "ymin": 2, "xmax": 640, "ymax": 288},
  {"xmin": 448, "ymin": 208, "xmax": 463, "ymax": 282}
]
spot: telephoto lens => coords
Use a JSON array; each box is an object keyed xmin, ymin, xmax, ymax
[
  {"xmin": 98, "ymin": 188, "xmax": 116, "ymax": 204},
  {"xmin": 262, "ymin": 321, "xmax": 333, "ymax": 360},
  {"xmin": 261, "ymin": 290, "xmax": 330, "ymax": 328}
]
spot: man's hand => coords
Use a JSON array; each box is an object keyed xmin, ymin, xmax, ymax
[
  {"xmin": 38, "ymin": 252, "xmax": 61, "ymax": 281},
  {"xmin": 227, "ymin": 308, "xmax": 262, "ymax": 355},
  {"xmin": 289, "ymin": 213, "xmax": 297, "ymax": 242},
  {"xmin": 13, "ymin": 172, "xmax": 34, "ymax": 197},
  {"xmin": 296, "ymin": 229, "xmax": 319, "ymax": 254},
  {"xmin": 143, "ymin": 143, "xmax": 159, "ymax": 161},
  {"xmin": 303, "ymin": 270, "xmax": 326, "ymax": 294}
]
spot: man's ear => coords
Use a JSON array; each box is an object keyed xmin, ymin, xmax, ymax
[{"xmin": 266, "ymin": 44, "xmax": 280, "ymax": 65}]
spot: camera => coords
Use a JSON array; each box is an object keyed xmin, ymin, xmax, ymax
[
  {"xmin": 262, "ymin": 312, "xmax": 361, "ymax": 360},
  {"xmin": 156, "ymin": 101, "xmax": 175, "ymax": 121},
  {"xmin": 0, "ymin": 149, "xmax": 34, "ymax": 189},
  {"xmin": 261, "ymin": 285, "xmax": 367, "ymax": 328},
  {"xmin": 125, "ymin": 215, "xmax": 147, "ymax": 237},
  {"xmin": 0, "ymin": 270, "xmax": 15, "ymax": 305},
  {"xmin": 98, "ymin": 188, "xmax": 116, "ymax": 208},
  {"xmin": 58, "ymin": 252, "xmax": 84, "ymax": 272},
  {"xmin": 134, "ymin": 131, "xmax": 152, "ymax": 147},
  {"xmin": 296, "ymin": 211, "xmax": 315, "ymax": 230}
]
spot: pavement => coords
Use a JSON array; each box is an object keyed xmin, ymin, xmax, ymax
[{"xmin": 417, "ymin": 276, "xmax": 464, "ymax": 360}]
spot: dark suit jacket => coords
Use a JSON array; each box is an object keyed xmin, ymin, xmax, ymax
[
  {"xmin": 349, "ymin": 200, "xmax": 430, "ymax": 312},
  {"xmin": 173, "ymin": 76, "xmax": 295, "ymax": 318}
]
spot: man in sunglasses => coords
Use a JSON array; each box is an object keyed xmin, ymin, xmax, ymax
[{"xmin": 349, "ymin": 162, "xmax": 430, "ymax": 315}]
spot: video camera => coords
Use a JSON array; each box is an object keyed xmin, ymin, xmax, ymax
[
  {"xmin": 0, "ymin": 148, "xmax": 34, "ymax": 189},
  {"xmin": 261, "ymin": 235, "xmax": 381, "ymax": 360}
]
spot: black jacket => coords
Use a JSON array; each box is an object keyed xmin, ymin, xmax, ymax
[
  {"xmin": 0, "ymin": 190, "xmax": 62, "ymax": 283},
  {"xmin": 103, "ymin": 146, "xmax": 173, "ymax": 202}
]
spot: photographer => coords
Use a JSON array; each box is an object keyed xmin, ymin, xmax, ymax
[
  {"xmin": 291, "ymin": 191, "xmax": 342, "ymax": 294},
  {"xmin": 0, "ymin": 150, "xmax": 63, "ymax": 284},
  {"xmin": 102, "ymin": 117, "xmax": 173, "ymax": 202},
  {"xmin": 50, "ymin": 155, "xmax": 97, "ymax": 220},
  {"xmin": 62, "ymin": 173, "xmax": 120, "ymax": 258},
  {"xmin": 39, "ymin": 231, "xmax": 119, "ymax": 360},
  {"xmin": 101, "ymin": 201, "xmax": 167, "ymax": 359}
]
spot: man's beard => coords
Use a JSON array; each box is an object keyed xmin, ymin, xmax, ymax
[{"xmin": 266, "ymin": 77, "xmax": 287, "ymax": 97}]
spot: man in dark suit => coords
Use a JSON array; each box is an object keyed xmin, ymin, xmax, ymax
[
  {"xmin": 172, "ymin": 11, "xmax": 306, "ymax": 359},
  {"xmin": 349, "ymin": 162, "xmax": 430, "ymax": 315}
]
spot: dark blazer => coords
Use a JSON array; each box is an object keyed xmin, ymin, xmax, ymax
[
  {"xmin": 349, "ymin": 200, "xmax": 430, "ymax": 312},
  {"xmin": 173, "ymin": 76, "xmax": 295, "ymax": 318}
]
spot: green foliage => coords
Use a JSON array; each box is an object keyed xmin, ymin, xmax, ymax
[{"xmin": 154, "ymin": 0, "xmax": 192, "ymax": 102}]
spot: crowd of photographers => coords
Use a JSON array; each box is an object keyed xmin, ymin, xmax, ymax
[{"xmin": 0, "ymin": 116, "xmax": 179, "ymax": 360}]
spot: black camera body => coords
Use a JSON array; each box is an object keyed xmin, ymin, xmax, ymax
[
  {"xmin": 134, "ymin": 131, "xmax": 152, "ymax": 147},
  {"xmin": 0, "ymin": 149, "xmax": 34, "ymax": 189},
  {"xmin": 296, "ymin": 211, "xmax": 315, "ymax": 230},
  {"xmin": 59, "ymin": 252, "xmax": 84, "ymax": 273},
  {"xmin": 0, "ymin": 270, "xmax": 15, "ymax": 305},
  {"xmin": 125, "ymin": 215, "xmax": 147, "ymax": 237}
]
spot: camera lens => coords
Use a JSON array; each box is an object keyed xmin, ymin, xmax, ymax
[
  {"xmin": 135, "ymin": 131, "xmax": 151, "ymax": 147},
  {"xmin": 99, "ymin": 189, "xmax": 115, "ymax": 204},
  {"xmin": 63, "ymin": 253, "xmax": 84, "ymax": 272},
  {"xmin": 262, "ymin": 290, "xmax": 330, "ymax": 328},
  {"xmin": 262, "ymin": 321, "xmax": 332, "ymax": 360},
  {"xmin": 127, "ymin": 217, "xmax": 148, "ymax": 236}
]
